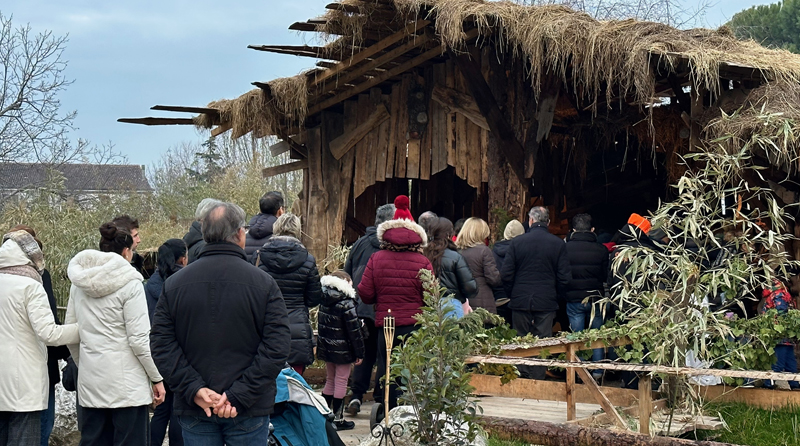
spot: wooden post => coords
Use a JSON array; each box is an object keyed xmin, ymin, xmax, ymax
[
  {"xmin": 690, "ymin": 84, "xmax": 705, "ymax": 151},
  {"xmin": 566, "ymin": 344, "xmax": 577, "ymax": 422},
  {"xmin": 638, "ymin": 375, "xmax": 652, "ymax": 435}
]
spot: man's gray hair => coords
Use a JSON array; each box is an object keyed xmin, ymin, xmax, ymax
[
  {"xmin": 273, "ymin": 213, "xmax": 302, "ymax": 239},
  {"xmin": 528, "ymin": 206, "xmax": 550, "ymax": 225},
  {"xmin": 202, "ymin": 202, "xmax": 246, "ymax": 243},
  {"xmin": 418, "ymin": 211, "xmax": 438, "ymax": 228},
  {"xmin": 195, "ymin": 198, "xmax": 223, "ymax": 221},
  {"xmin": 375, "ymin": 204, "xmax": 396, "ymax": 226}
]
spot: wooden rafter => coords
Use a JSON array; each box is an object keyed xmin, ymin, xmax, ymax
[
  {"xmin": 151, "ymin": 105, "xmax": 219, "ymax": 115},
  {"xmin": 312, "ymin": 20, "xmax": 430, "ymax": 86},
  {"xmin": 262, "ymin": 159, "xmax": 308, "ymax": 178},
  {"xmin": 117, "ymin": 117, "xmax": 195, "ymax": 126},
  {"xmin": 431, "ymin": 84, "xmax": 489, "ymax": 130},
  {"xmin": 308, "ymin": 28, "xmax": 480, "ymax": 115},
  {"xmin": 247, "ymin": 44, "xmax": 354, "ymax": 61}
]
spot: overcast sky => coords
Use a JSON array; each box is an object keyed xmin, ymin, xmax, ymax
[{"xmin": 3, "ymin": 0, "xmax": 775, "ymax": 167}]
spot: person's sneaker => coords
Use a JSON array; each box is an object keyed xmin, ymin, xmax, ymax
[
  {"xmin": 346, "ymin": 398, "xmax": 361, "ymax": 415},
  {"xmin": 591, "ymin": 371, "xmax": 603, "ymax": 383},
  {"xmin": 334, "ymin": 419, "xmax": 356, "ymax": 431}
]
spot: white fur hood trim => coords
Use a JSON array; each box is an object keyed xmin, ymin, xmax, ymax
[
  {"xmin": 376, "ymin": 219, "xmax": 428, "ymax": 246},
  {"xmin": 320, "ymin": 275, "xmax": 355, "ymax": 298},
  {"xmin": 68, "ymin": 249, "xmax": 144, "ymax": 298}
]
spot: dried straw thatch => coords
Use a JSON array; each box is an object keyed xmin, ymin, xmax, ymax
[{"xmin": 195, "ymin": 0, "xmax": 800, "ymax": 144}]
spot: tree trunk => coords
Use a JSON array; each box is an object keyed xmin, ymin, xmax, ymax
[{"xmin": 479, "ymin": 416, "xmax": 733, "ymax": 446}]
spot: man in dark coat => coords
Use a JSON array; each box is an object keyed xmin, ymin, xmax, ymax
[
  {"xmin": 565, "ymin": 214, "xmax": 609, "ymax": 377},
  {"xmin": 151, "ymin": 202, "xmax": 290, "ymax": 445},
  {"xmin": 501, "ymin": 206, "xmax": 571, "ymax": 380},
  {"xmin": 343, "ymin": 203, "xmax": 395, "ymax": 415},
  {"xmin": 245, "ymin": 191, "xmax": 284, "ymax": 259},
  {"xmin": 183, "ymin": 198, "xmax": 221, "ymax": 264}
]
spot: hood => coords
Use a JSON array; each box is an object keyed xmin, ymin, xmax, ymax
[
  {"xmin": 364, "ymin": 226, "xmax": 381, "ymax": 250},
  {"xmin": 249, "ymin": 213, "xmax": 277, "ymax": 240},
  {"xmin": 68, "ymin": 249, "xmax": 144, "ymax": 298},
  {"xmin": 0, "ymin": 238, "xmax": 36, "ymax": 269},
  {"xmin": 259, "ymin": 236, "xmax": 308, "ymax": 273},
  {"xmin": 377, "ymin": 219, "xmax": 428, "ymax": 247},
  {"xmin": 320, "ymin": 275, "xmax": 355, "ymax": 305},
  {"xmin": 183, "ymin": 221, "xmax": 203, "ymax": 248}
]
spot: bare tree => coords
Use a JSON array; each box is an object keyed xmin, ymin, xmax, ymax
[
  {"xmin": 520, "ymin": 0, "xmax": 711, "ymax": 28},
  {"xmin": 0, "ymin": 13, "xmax": 76, "ymax": 163}
]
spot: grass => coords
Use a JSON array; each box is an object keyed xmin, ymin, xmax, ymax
[
  {"xmin": 487, "ymin": 436, "xmax": 532, "ymax": 446},
  {"xmin": 694, "ymin": 402, "xmax": 800, "ymax": 446}
]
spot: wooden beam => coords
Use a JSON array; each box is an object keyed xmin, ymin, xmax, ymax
[
  {"xmin": 289, "ymin": 22, "xmax": 327, "ymax": 33},
  {"xmin": 690, "ymin": 83, "xmax": 705, "ymax": 151},
  {"xmin": 639, "ymin": 375, "xmax": 652, "ymax": 435},
  {"xmin": 211, "ymin": 122, "xmax": 232, "ymax": 137},
  {"xmin": 470, "ymin": 374, "xmax": 639, "ymax": 407},
  {"xmin": 498, "ymin": 337, "xmax": 632, "ymax": 358},
  {"xmin": 151, "ymin": 105, "xmax": 219, "ymax": 115},
  {"xmin": 566, "ymin": 344, "xmax": 577, "ymax": 422},
  {"xmin": 117, "ymin": 117, "xmax": 195, "ymax": 126},
  {"xmin": 313, "ymin": 20, "xmax": 430, "ymax": 86},
  {"xmin": 262, "ymin": 159, "xmax": 309, "ymax": 178},
  {"xmin": 269, "ymin": 132, "xmax": 308, "ymax": 156},
  {"xmin": 329, "ymin": 103, "xmax": 390, "ymax": 159},
  {"xmin": 430, "ymin": 84, "xmax": 489, "ymax": 130},
  {"xmin": 479, "ymin": 416, "xmax": 735, "ymax": 446},
  {"xmin": 308, "ymin": 28, "xmax": 480, "ymax": 116},
  {"xmin": 451, "ymin": 50, "xmax": 527, "ymax": 184},
  {"xmin": 575, "ymin": 367, "xmax": 629, "ymax": 430},
  {"xmin": 314, "ymin": 33, "xmax": 432, "ymax": 98}
]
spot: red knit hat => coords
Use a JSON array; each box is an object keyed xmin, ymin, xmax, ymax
[
  {"xmin": 627, "ymin": 213, "xmax": 651, "ymax": 234},
  {"xmin": 393, "ymin": 195, "xmax": 414, "ymax": 221}
]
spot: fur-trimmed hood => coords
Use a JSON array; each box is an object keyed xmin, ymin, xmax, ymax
[
  {"xmin": 68, "ymin": 249, "xmax": 144, "ymax": 298},
  {"xmin": 320, "ymin": 275, "xmax": 355, "ymax": 305},
  {"xmin": 377, "ymin": 219, "xmax": 428, "ymax": 247}
]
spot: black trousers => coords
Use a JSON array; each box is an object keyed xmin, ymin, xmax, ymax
[
  {"xmin": 0, "ymin": 411, "xmax": 40, "ymax": 446},
  {"xmin": 151, "ymin": 388, "xmax": 183, "ymax": 446},
  {"xmin": 80, "ymin": 406, "xmax": 149, "ymax": 446},
  {"xmin": 349, "ymin": 318, "xmax": 378, "ymax": 400},
  {"xmin": 373, "ymin": 324, "xmax": 417, "ymax": 410},
  {"xmin": 512, "ymin": 310, "xmax": 556, "ymax": 380}
]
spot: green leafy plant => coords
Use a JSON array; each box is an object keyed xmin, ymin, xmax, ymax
[{"xmin": 391, "ymin": 269, "xmax": 504, "ymax": 445}]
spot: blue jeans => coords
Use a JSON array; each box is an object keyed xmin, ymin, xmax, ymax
[
  {"xmin": 40, "ymin": 386, "xmax": 55, "ymax": 446},
  {"xmin": 178, "ymin": 415, "xmax": 269, "ymax": 446},
  {"xmin": 766, "ymin": 345, "xmax": 799, "ymax": 388},
  {"xmin": 566, "ymin": 301, "xmax": 605, "ymax": 363}
]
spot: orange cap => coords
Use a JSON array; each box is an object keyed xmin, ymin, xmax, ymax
[{"xmin": 627, "ymin": 213, "xmax": 651, "ymax": 234}]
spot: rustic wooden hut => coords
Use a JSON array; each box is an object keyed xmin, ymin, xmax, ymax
[{"xmin": 120, "ymin": 0, "xmax": 800, "ymax": 260}]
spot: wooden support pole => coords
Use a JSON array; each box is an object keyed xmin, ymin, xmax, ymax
[
  {"xmin": 329, "ymin": 104, "xmax": 390, "ymax": 159},
  {"xmin": 117, "ymin": 117, "xmax": 196, "ymax": 126},
  {"xmin": 479, "ymin": 416, "xmax": 735, "ymax": 446},
  {"xmin": 690, "ymin": 83, "xmax": 705, "ymax": 151},
  {"xmin": 575, "ymin": 366, "xmax": 629, "ymax": 430},
  {"xmin": 566, "ymin": 344, "xmax": 577, "ymax": 422},
  {"xmin": 639, "ymin": 375, "xmax": 653, "ymax": 435},
  {"xmin": 451, "ymin": 51, "xmax": 527, "ymax": 184},
  {"xmin": 262, "ymin": 160, "xmax": 309, "ymax": 178}
]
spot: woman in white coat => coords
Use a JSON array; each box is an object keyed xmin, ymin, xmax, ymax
[
  {"xmin": 0, "ymin": 229, "xmax": 80, "ymax": 446},
  {"xmin": 65, "ymin": 223, "xmax": 165, "ymax": 446}
]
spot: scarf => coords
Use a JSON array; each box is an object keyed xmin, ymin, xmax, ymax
[
  {"xmin": 0, "ymin": 265, "xmax": 43, "ymax": 284},
  {"xmin": 2, "ymin": 230, "xmax": 45, "ymax": 272},
  {"xmin": 380, "ymin": 241, "xmax": 423, "ymax": 254}
]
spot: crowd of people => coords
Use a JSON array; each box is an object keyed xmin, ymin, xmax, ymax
[{"xmin": 0, "ymin": 189, "xmax": 796, "ymax": 446}]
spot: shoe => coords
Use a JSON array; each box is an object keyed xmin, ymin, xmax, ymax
[
  {"xmin": 334, "ymin": 419, "xmax": 356, "ymax": 431},
  {"xmin": 591, "ymin": 371, "xmax": 603, "ymax": 382},
  {"xmin": 347, "ymin": 398, "xmax": 361, "ymax": 415}
]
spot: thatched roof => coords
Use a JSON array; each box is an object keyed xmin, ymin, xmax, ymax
[{"xmin": 191, "ymin": 0, "xmax": 800, "ymax": 143}]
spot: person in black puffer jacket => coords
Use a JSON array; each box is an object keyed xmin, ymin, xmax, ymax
[
  {"xmin": 255, "ymin": 213, "xmax": 322, "ymax": 374},
  {"xmin": 245, "ymin": 191, "xmax": 284, "ymax": 260},
  {"xmin": 423, "ymin": 217, "xmax": 477, "ymax": 314},
  {"xmin": 492, "ymin": 220, "xmax": 525, "ymax": 324},
  {"xmin": 317, "ymin": 271, "xmax": 364, "ymax": 431}
]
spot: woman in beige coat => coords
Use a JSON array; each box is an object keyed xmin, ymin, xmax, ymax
[
  {"xmin": 65, "ymin": 223, "xmax": 164, "ymax": 446},
  {"xmin": 456, "ymin": 218, "xmax": 502, "ymax": 314},
  {"xmin": 0, "ymin": 230, "xmax": 79, "ymax": 445}
]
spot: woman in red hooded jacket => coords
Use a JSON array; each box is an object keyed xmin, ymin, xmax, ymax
[{"xmin": 357, "ymin": 195, "xmax": 433, "ymax": 411}]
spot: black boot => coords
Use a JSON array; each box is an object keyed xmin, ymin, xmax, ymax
[
  {"xmin": 332, "ymin": 398, "xmax": 355, "ymax": 431},
  {"xmin": 323, "ymin": 393, "xmax": 334, "ymax": 410}
]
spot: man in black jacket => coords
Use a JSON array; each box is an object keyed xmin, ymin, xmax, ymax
[
  {"xmin": 151, "ymin": 202, "xmax": 290, "ymax": 445},
  {"xmin": 501, "ymin": 206, "xmax": 571, "ymax": 379},
  {"xmin": 183, "ymin": 198, "xmax": 222, "ymax": 264},
  {"xmin": 343, "ymin": 203, "xmax": 394, "ymax": 415},
  {"xmin": 245, "ymin": 191, "xmax": 284, "ymax": 259},
  {"xmin": 565, "ymin": 214, "xmax": 609, "ymax": 376}
]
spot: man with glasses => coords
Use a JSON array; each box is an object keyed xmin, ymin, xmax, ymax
[{"xmin": 151, "ymin": 202, "xmax": 290, "ymax": 445}]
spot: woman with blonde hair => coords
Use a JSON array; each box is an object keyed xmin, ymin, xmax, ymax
[{"xmin": 457, "ymin": 218, "xmax": 502, "ymax": 313}]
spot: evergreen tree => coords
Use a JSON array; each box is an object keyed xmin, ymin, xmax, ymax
[{"xmin": 729, "ymin": 1, "xmax": 800, "ymax": 53}]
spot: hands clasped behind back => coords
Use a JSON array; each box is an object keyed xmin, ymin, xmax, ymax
[{"xmin": 194, "ymin": 387, "xmax": 238, "ymax": 418}]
